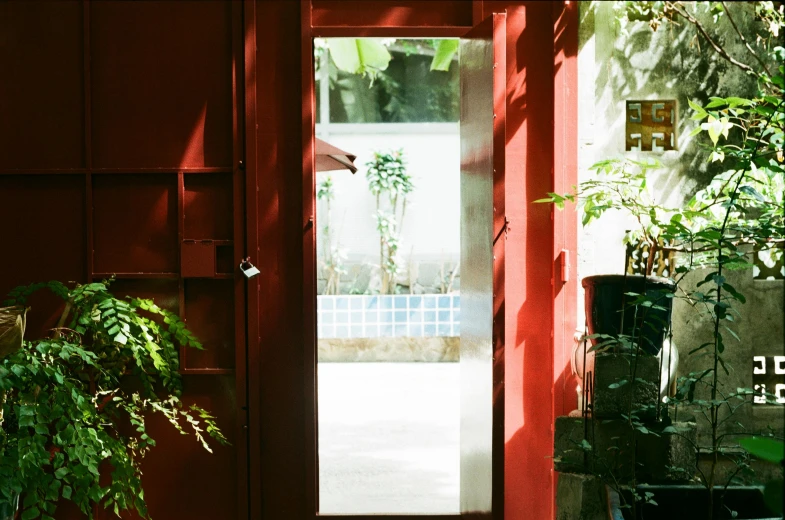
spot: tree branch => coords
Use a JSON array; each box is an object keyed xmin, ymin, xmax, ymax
[
  {"xmin": 720, "ymin": 2, "xmax": 773, "ymax": 78},
  {"xmin": 668, "ymin": 2, "xmax": 760, "ymax": 78}
]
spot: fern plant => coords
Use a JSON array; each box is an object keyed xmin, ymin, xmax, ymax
[{"xmin": 0, "ymin": 281, "xmax": 227, "ymax": 519}]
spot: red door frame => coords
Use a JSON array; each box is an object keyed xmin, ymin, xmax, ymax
[{"xmin": 244, "ymin": 2, "xmax": 579, "ymax": 519}]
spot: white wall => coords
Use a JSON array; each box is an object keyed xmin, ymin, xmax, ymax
[
  {"xmin": 575, "ymin": 1, "xmax": 760, "ymax": 322},
  {"xmin": 316, "ymin": 125, "xmax": 460, "ymax": 266}
]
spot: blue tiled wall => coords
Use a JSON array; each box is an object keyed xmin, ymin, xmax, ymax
[{"xmin": 317, "ymin": 294, "xmax": 460, "ymax": 338}]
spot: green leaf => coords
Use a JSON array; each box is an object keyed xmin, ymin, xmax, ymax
[
  {"xmin": 725, "ymin": 97, "xmax": 753, "ymax": 107},
  {"xmin": 688, "ymin": 99, "xmax": 707, "ymax": 114},
  {"xmin": 430, "ymin": 39, "xmax": 459, "ymax": 71},
  {"xmin": 739, "ymin": 185, "xmax": 765, "ymax": 202},
  {"xmin": 609, "ymin": 380, "xmax": 628, "ymax": 389},
  {"xmin": 739, "ymin": 437, "xmax": 784, "ymax": 463},
  {"xmin": 62, "ymin": 486, "xmax": 72, "ymax": 500},
  {"xmin": 689, "ymin": 342, "xmax": 714, "ymax": 355},
  {"xmin": 22, "ymin": 507, "xmax": 41, "ymax": 520},
  {"xmin": 114, "ymin": 332, "xmax": 128, "ymax": 345},
  {"xmin": 55, "ymin": 467, "xmax": 69, "ymax": 479},
  {"xmin": 722, "ymin": 283, "xmax": 746, "ymax": 304},
  {"xmin": 329, "ymin": 39, "xmax": 391, "ymax": 77},
  {"xmin": 705, "ymin": 96, "xmax": 727, "ymax": 109}
]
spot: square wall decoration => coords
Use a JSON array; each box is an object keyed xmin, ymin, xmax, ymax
[{"xmin": 626, "ymin": 100, "xmax": 677, "ymax": 152}]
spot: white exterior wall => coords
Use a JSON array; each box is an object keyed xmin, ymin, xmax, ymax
[{"xmin": 316, "ymin": 124, "xmax": 460, "ymax": 265}]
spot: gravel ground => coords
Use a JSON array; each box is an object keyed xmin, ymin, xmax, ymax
[{"xmin": 318, "ymin": 362, "xmax": 460, "ymax": 514}]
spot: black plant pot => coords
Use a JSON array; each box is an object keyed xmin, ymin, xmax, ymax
[
  {"xmin": 583, "ymin": 274, "xmax": 675, "ymax": 355},
  {"xmin": 607, "ymin": 484, "xmax": 782, "ymax": 520}
]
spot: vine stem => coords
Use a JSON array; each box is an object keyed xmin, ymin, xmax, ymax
[{"xmin": 705, "ymin": 98, "xmax": 783, "ymax": 520}]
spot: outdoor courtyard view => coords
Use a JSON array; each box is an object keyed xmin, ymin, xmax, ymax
[{"xmin": 314, "ymin": 37, "xmax": 463, "ymax": 514}]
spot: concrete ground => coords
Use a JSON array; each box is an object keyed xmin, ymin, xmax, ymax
[{"xmin": 318, "ymin": 362, "xmax": 460, "ymax": 514}]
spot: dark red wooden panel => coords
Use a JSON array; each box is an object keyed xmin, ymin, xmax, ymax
[
  {"xmin": 92, "ymin": 175, "xmax": 178, "ymax": 274},
  {"xmin": 183, "ymin": 279, "xmax": 235, "ymax": 370},
  {"xmin": 107, "ymin": 278, "xmax": 179, "ymax": 313},
  {"xmin": 181, "ymin": 241, "xmax": 217, "ymax": 278},
  {"xmin": 125, "ymin": 376, "xmax": 237, "ymax": 520},
  {"xmin": 312, "ymin": 0, "xmax": 473, "ymax": 27},
  {"xmin": 184, "ymin": 173, "xmax": 234, "ymax": 239},
  {"xmin": 215, "ymin": 245, "xmax": 234, "ymax": 274},
  {"xmin": 0, "ymin": 175, "xmax": 85, "ymax": 337},
  {"xmin": 0, "ymin": 1, "xmax": 85, "ymax": 170},
  {"xmin": 90, "ymin": 1, "xmax": 232, "ymax": 169}
]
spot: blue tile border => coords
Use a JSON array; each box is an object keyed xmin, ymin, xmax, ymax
[{"xmin": 317, "ymin": 293, "xmax": 460, "ymax": 339}]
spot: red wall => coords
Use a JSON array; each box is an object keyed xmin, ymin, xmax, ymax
[
  {"xmin": 0, "ymin": 2, "xmax": 242, "ymax": 519},
  {"xmin": 0, "ymin": 1, "xmax": 577, "ymax": 518}
]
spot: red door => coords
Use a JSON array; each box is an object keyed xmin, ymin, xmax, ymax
[{"xmin": 0, "ymin": 2, "xmax": 247, "ymax": 519}]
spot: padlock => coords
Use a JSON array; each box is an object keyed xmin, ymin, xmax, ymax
[{"xmin": 240, "ymin": 258, "xmax": 260, "ymax": 279}]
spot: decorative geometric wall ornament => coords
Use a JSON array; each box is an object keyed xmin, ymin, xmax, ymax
[
  {"xmin": 624, "ymin": 235, "xmax": 676, "ymax": 277},
  {"xmin": 626, "ymin": 100, "xmax": 677, "ymax": 152},
  {"xmin": 752, "ymin": 355, "xmax": 785, "ymax": 404}
]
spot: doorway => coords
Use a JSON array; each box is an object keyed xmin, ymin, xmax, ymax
[
  {"xmin": 306, "ymin": 15, "xmax": 506, "ymax": 517},
  {"xmin": 314, "ymin": 37, "xmax": 462, "ymax": 515}
]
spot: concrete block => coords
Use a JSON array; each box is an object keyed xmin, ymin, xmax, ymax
[
  {"xmin": 636, "ymin": 421, "xmax": 697, "ymax": 482},
  {"xmin": 556, "ymin": 472, "xmax": 608, "ymax": 520},
  {"xmin": 554, "ymin": 416, "xmax": 636, "ymax": 482},
  {"xmin": 593, "ymin": 353, "xmax": 659, "ymax": 420},
  {"xmin": 554, "ymin": 416, "xmax": 590, "ymax": 474}
]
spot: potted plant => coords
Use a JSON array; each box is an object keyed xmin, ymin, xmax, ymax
[
  {"xmin": 0, "ymin": 280, "xmax": 227, "ymax": 519},
  {"xmin": 542, "ymin": 157, "xmax": 680, "ymax": 430},
  {"xmin": 365, "ymin": 149, "xmax": 414, "ymax": 294}
]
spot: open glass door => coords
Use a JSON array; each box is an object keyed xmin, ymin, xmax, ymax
[{"xmin": 459, "ymin": 13, "xmax": 506, "ymax": 516}]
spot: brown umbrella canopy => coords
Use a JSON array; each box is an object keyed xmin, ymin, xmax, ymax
[{"xmin": 316, "ymin": 138, "xmax": 358, "ymax": 174}]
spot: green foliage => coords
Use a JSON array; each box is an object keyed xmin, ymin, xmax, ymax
[
  {"xmin": 327, "ymin": 39, "xmax": 391, "ymax": 83},
  {"xmin": 366, "ymin": 150, "xmax": 413, "ymax": 199},
  {"xmin": 740, "ymin": 437, "xmax": 784, "ymax": 515},
  {"xmin": 366, "ymin": 150, "xmax": 414, "ymax": 294},
  {"xmin": 739, "ymin": 436, "xmax": 784, "ymax": 464},
  {"xmin": 317, "ymin": 38, "xmax": 460, "ymax": 124},
  {"xmin": 325, "ymin": 38, "xmax": 459, "ymax": 80},
  {"xmin": 0, "ymin": 281, "xmax": 227, "ymax": 519},
  {"xmin": 317, "ymin": 175, "xmax": 347, "ymax": 295},
  {"xmin": 549, "ymin": 2, "xmax": 784, "ymax": 517},
  {"xmin": 430, "ymin": 40, "xmax": 459, "ymax": 72}
]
